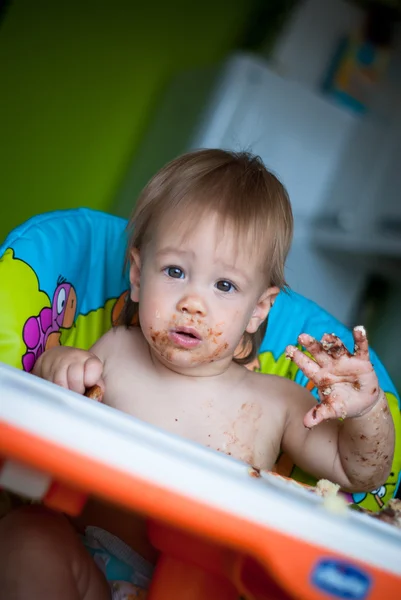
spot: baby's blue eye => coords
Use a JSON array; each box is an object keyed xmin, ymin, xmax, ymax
[
  {"xmin": 216, "ymin": 280, "xmax": 236, "ymax": 293},
  {"xmin": 165, "ymin": 266, "xmax": 184, "ymax": 279}
]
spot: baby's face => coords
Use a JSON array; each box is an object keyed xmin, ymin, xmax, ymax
[{"xmin": 131, "ymin": 214, "xmax": 273, "ymax": 372}]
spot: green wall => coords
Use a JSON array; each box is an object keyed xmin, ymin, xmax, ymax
[{"xmin": 0, "ymin": 0, "xmax": 252, "ymax": 241}]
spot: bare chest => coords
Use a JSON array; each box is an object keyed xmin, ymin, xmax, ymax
[{"xmin": 103, "ymin": 364, "xmax": 281, "ymax": 470}]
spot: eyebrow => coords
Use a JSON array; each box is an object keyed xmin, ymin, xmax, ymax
[
  {"xmin": 155, "ymin": 247, "xmax": 196, "ymax": 259},
  {"xmin": 217, "ymin": 261, "xmax": 251, "ymax": 283}
]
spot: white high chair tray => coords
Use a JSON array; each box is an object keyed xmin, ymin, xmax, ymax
[{"xmin": 0, "ymin": 362, "xmax": 400, "ymax": 586}]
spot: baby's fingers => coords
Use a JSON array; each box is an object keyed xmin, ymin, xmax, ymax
[
  {"xmin": 65, "ymin": 356, "xmax": 104, "ymax": 396},
  {"xmin": 286, "ymin": 345, "xmax": 320, "ymax": 380},
  {"xmin": 297, "ymin": 334, "xmax": 331, "ymax": 367},
  {"xmin": 83, "ymin": 356, "xmax": 104, "ymax": 389},
  {"xmin": 66, "ymin": 362, "xmax": 87, "ymax": 394},
  {"xmin": 303, "ymin": 398, "xmax": 346, "ymax": 429},
  {"xmin": 353, "ymin": 325, "xmax": 370, "ymax": 361},
  {"xmin": 51, "ymin": 366, "xmax": 70, "ymax": 390},
  {"xmin": 320, "ymin": 333, "xmax": 351, "ymax": 359}
]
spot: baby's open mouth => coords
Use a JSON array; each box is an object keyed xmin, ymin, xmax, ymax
[
  {"xmin": 174, "ymin": 327, "xmax": 201, "ymax": 340},
  {"xmin": 168, "ymin": 327, "xmax": 202, "ymax": 348}
]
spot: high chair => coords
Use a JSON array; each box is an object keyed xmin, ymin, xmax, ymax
[{"xmin": 0, "ymin": 208, "xmax": 400, "ymax": 599}]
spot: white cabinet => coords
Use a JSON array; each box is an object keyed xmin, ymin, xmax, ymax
[
  {"xmin": 313, "ymin": 114, "xmax": 401, "ymax": 257},
  {"xmin": 192, "ymin": 55, "xmax": 356, "ymax": 223},
  {"xmin": 372, "ymin": 124, "xmax": 401, "ymax": 231}
]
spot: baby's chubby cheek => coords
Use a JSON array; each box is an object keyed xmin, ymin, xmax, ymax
[{"xmin": 205, "ymin": 334, "xmax": 229, "ymax": 363}]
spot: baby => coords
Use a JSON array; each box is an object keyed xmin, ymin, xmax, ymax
[{"xmin": 0, "ymin": 149, "xmax": 395, "ymax": 599}]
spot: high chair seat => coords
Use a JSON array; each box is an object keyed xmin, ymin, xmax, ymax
[{"xmin": 0, "ymin": 208, "xmax": 400, "ymax": 512}]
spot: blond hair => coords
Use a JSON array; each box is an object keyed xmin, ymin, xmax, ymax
[{"xmin": 119, "ymin": 149, "xmax": 293, "ymax": 364}]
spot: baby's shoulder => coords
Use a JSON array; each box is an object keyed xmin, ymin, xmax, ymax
[
  {"xmin": 244, "ymin": 368, "xmax": 307, "ymax": 406},
  {"xmin": 246, "ymin": 371, "xmax": 302, "ymax": 398},
  {"xmin": 94, "ymin": 325, "xmax": 147, "ymax": 363}
]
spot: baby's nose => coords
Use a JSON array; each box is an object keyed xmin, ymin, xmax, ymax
[{"xmin": 177, "ymin": 295, "xmax": 206, "ymax": 316}]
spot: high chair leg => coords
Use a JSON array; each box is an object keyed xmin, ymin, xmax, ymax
[
  {"xmin": 148, "ymin": 553, "xmax": 238, "ymax": 600},
  {"xmin": 147, "ymin": 521, "xmax": 239, "ymax": 599}
]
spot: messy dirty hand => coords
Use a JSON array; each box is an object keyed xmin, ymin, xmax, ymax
[{"xmin": 286, "ymin": 326, "xmax": 381, "ymax": 429}]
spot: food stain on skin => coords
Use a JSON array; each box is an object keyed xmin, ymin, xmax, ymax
[
  {"xmin": 206, "ymin": 341, "xmax": 229, "ymax": 363},
  {"xmin": 347, "ymin": 422, "xmax": 393, "ymax": 486},
  {"xmin": 321, "ymin": 334, "xmax": 352, "ymax": 359},
  {"xmin": 222, "ymin": 402, "xmax": 262, "ymax": 465},
  {"xmin": 149, "ymin": 327, "xmax": 173, "ymax": 361},
  {"xmin": 318, "ymin": 376, "xmax": 331, "ymax": 390},
  {"xmin": 221, "ymin": 430, "xmax": 254, "ymax": 464},
  {"xmin": 224, "ymin": 431, "xmax": 238, "ymax": 446},
  {"xmin": 150, "ymin": 316, "xmax": 227, "ymax": 364},
  {"xmin": 311, "ymin": 396, "xmax": 348, "ymax": 422}
]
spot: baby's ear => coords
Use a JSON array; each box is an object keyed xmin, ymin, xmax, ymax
[
  {"xmin": 246, "ymin": 287, "xmax": 279, "ymax": 334},
  {"xmin": 129, "ymin": 248, "xmax": 141, "ymax": 303}
]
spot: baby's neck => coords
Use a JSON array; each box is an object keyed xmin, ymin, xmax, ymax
[{"xmin": 148, "ymin": 346, "xmax": 238, "ymax": 380}]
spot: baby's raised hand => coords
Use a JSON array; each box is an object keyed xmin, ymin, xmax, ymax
[{"xmin": 286, "ymin": 326, "xmax": 381, "ymax": 428}]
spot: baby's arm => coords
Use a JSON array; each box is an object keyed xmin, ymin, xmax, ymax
[
  {"xmin": 281, "ymin": 327, "xmax": 395, "ymax": 491},
  {"xmin": 281, "ymin": 385, "xmax": 393, "ymax": 491}
]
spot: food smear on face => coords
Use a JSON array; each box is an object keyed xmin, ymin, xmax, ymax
[{"xmin": 149, "ymin": 315, "xmax": 227, "ymax": 364}]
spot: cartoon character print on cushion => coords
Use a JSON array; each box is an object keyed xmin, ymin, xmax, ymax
[{"xmin": 22, "ymin": 276, "xmax": 77, "ymax": 372}]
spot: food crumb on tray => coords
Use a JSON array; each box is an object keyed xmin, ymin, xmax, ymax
[
  {"xmin": 356, "ymin": 498, "xmax": 401, "ymax": 529},
  {"xmin": 257, "ymin": 471, "xmax": 401, "ymax": 529},
  {"xmin": 315, "ymin": 479, "xmax": 341, "ymax": 498},
  {"xmin": 316, "ymin": 480, "xmax": 401, "ymax": 527}
]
